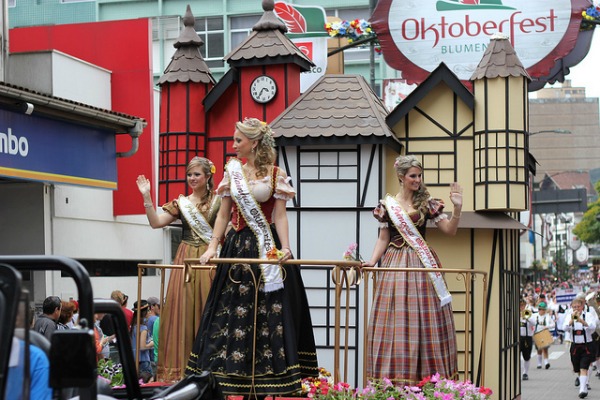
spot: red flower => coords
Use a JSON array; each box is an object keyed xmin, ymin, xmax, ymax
[
  {"xmin": 417, "ymin": 375, "xmax": 431, "ymax": 387},
  {"xmin": 479, "ymin": 387, "xmax": 493, "ymax": 395}
]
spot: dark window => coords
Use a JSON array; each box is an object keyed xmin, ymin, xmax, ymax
[{"xmin": 62, "ymin": 260, "xmax": 158, "ymax": 277}]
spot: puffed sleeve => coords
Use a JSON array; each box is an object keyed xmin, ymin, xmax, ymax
[
  {"xmin": 274, "ymin": 169, "xmax": 296, "ymax": 201},
  {"xmin": 162, "ymin": 199, "xmax": 180, "ymax": 217},
  {"xmin": 428, "ymin": 198, "xmax": 448, "ymax": 224},
  {"xmin": 373, "ymin": 200, "xmax": 389, "ymax": 228},
  {"xmin": 216, "ymin": 170, "xmax": 231, "ymax": 197}
]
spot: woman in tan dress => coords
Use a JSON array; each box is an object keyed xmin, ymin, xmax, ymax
[{"xmin": 137, "ymin": 156, "xmax": 220, "ymax": 382}]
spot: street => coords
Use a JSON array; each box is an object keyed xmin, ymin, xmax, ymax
[{"xmin": 522, "ymin": 340, "xmax": 600, "ymax": 399}]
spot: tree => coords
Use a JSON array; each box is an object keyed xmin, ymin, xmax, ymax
[{"xmin": 572, "ymin": 181, "xmax": 600, "ymax": 244}]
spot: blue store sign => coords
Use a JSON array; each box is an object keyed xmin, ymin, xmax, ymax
[{"xmin": 0, "ymin": 108, "xmax": 117, "ymax": 189}]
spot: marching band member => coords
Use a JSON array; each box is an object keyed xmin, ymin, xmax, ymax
[
  {"xmin": 564, "ymin": 297, "xmax": 598, "ymax": 399},
  {"xmin": 520, "ymin": 299, "xmax": 536, "ymax": 380},
  {"xmin": 533, "ymin": 302, "xmax": 555, "ymax": 369}
]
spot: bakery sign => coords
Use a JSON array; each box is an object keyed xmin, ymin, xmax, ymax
[{"xmin": 371, "ymin": 0, "xmax": 589, "ymax": 84}]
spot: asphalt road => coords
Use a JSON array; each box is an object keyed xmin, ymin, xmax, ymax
[{"xmin": 522, "ymin": 339, "xmax": 600, "ymax": 399}]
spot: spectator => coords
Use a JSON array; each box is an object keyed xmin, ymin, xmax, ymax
[
  {"xmin": 146, "ymin": 296, "xmax": 160, "ymax": 376},
  {"xmin": 6, "ymin": 302, "xmax": 52, "ymax": 400},
  {"xmin": 146, "ymin": 296, "xmax": 160, "ymax": 337},
  {"xmin": 67, "ymin": 299, "xmax": 79, "ymax": 328},
  {"xmin": 131, "ymin": 300, "xmax": 154, "ymax": 382},
  {"xmin": 94, "ymin": 312, "xmax": 113, "ymax": 361},
  {"xmin": 33, "ymin": 296, "xmax": 61, "ymax": 340},
  {"xmin": 57, "ymin": 300, "xmax": 76, "ymax": 330},
  {"xmin": 152, "ymin": 316, "xmax": 160, "ymax": 369},
  {"xmin": 111, "ymin": 290, "xmax": 133, "ymax": 329}
]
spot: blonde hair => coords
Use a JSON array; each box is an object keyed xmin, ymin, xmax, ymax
[
  {"xmin": 394, "ymin": 155, "xmax": 430, "ymax": 225},
  {"xmin": 187, "ymin": 156, "xmax": 216, "ymax": 204},
  {"xmin": 235, "ymin": 118, "xmax": 276, "ymax": 178}
]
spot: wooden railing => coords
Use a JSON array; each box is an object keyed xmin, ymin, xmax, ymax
[{"xmin": 136, "ymin": 259, "xmax": 488, "ymax": 389}]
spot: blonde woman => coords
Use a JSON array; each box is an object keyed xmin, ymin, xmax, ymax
[
  {"xmin": 137, "ymin": 156, "xmax": 220, "ymax": 382},
  {"xmin": 363, "ymin": 154, "xmax": 462, "ymax": 385},
  {"xmin": 186, "ymin": 118, "xmax": 318, "ymax": 397}
]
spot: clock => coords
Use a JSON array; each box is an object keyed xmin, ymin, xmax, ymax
[{"xmin": 250, "ymin": 75, "xmax": 277, "ymax": 103}]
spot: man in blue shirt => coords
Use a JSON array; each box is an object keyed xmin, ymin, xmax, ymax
[{"xmin": 5, "ymin": 337, "xmax": 52, "ymax": 400}]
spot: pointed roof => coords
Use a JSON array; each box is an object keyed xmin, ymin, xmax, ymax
[
  {"xmin": 270, "ymin": 74, "xmax": 400, "ymax": 150},
  {"xmin": 157, "ymin": 5, "xmax": 215, "ymax": 85},
  {"xmin": 471, "ymin": 33, "xmax": 531, "ymax": 80},
  {"xmin": 224, "ymin": 0, "xmax": 313, "ymax": 71},
  {"xmin": 387, "ymin": 63, "xmax": 474, "ymax": 128}
]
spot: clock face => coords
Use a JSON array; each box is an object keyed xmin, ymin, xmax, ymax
[{"xmin": 250, "ymin": 75, "xmax": 277, "ymax": 104}]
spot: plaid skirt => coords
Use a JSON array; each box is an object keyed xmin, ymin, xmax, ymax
[{"xmin": 366, "ymin": 243, "xmax": 458, "ymax": 385}]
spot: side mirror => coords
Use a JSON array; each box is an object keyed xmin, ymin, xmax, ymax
[{"xmin": 49, "ymin": 327, "xmax": 97, "ymax": 389}]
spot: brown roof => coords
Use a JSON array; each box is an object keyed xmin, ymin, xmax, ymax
[
  {"xmin": 158, "ymin": 5, "xmax": 215, "ymax": 85},
  {"xmin": 471, "ymin": 34, "xmax": 530, "ymax": 80},
  {"xmin": 545, "ymin": 171, "xmax": 597, "ymax": 195},
  {"xmin": 224, "ymin": 0, "xmax": 313, "ymax": 71},
  {"xmin": 270, "ymin": 74, "xmax": 399, "ymax": 146}
]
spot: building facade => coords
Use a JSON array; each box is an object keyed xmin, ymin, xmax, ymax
[{"xmin": 8, "ymin": 0, "xmax": 400, "ymax": 93}]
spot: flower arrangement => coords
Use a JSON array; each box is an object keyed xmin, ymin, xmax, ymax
[
  {"xmin": 343, "ymin": 243, "xmax": 363, "ymax": 262},
  {"xmin": 267, "ymin": 247, "xmax": 285, "ymax": 260},
  {"xmin": 582, "ymin": 6, "xmax": 600, "ymax": 30},
  {"xmin": 301, "ymin": 369, "xmax": 493, "ymax": 400},
  {"xmin": 98, "ymin": 358, "xmax": 124, "ymax": 387},
  {"xmin": 324, "ymin": 19, "xmax": 381, "ymax": 53}
]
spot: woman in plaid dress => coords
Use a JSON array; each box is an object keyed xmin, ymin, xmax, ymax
[{"xmin": 363, "ymin": 155, "xmax": 462, "ymax": 385}]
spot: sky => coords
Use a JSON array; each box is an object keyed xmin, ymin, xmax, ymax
[{"xmin": 547, "ymin": 33, "xmax": 600, "ymax": 98}]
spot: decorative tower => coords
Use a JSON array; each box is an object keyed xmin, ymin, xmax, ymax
[
  {"xmin": 204, "ymin": 0, "xmax": 314, "ymax": 171},
  {"xmin": 157, "ymin": 5, "xmax": 215, "ymax": 204},
  {"xmin": 471, "ymin": 34, "xmax": 531, "ymax": 211}
]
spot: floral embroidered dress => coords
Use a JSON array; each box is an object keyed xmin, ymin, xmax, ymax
[
  {"xmin": 366, "ymin": 198, "xmax": 458, "ymax": 386},
  {"xmin": 156, "ymin": 195, "xmax": 220, "ymax": 383},
  {"xmin": 186, "ymin": 165, "xmax": 318, "ymax": 397}
]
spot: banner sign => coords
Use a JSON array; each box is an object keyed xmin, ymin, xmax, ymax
[
  {"xmin": 555, "ymin": 287, "xmax": 581, "ymax": 305},
  {"xmin": 371, "ymin": 0, "xmax": 589, "ymax": 85},
  {"xmin": 0, "ymin": 107, "xmax": 118, "ymax": 189},
  {"xmin": 274, "ymin": 2, "xmax": 329, "ymax": 92}
]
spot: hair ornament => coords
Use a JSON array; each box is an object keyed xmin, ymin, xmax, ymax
[{"xmin": 261, "ymin": 129, "xmax": 276, "ymax": 148}]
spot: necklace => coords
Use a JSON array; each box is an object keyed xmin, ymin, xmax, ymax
[{"xmin": 396, "ymin": 194, "xmax": 413, "ymax": 207}]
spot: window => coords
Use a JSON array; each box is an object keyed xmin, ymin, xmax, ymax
[
  {"xmin": 152, "ymin": 16, "xmax": 182, "ymax": 76},
  {"xmin": 8, "ymin": 0, "xmax": 15, "ymax": 7},
  {"xmin": 195, "ymin": 16, "xmax": 225, "ymax": 69},
  {"xmin": 230, "ymin": 15, "xmax": 261, "ymax": 52},
  {"xmin": 60, "ymin": 0, "xmax": 94, "ymax": 2},
  {"xmin": 62, "ymin": 260, "xmax": 157, "ymax": 277},
  {"xmin": 300, "ymin": 149, "xmax": 358, "ymax": 181}
]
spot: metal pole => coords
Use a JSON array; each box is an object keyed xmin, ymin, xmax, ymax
[{"xmin": 369, "ymin": 0, "xmax": 377, "ymax": 90}]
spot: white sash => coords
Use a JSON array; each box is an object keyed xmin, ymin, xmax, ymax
[
  {"xmin": 227, "ymin": 158, "xmax": 283, "ymax": 292},
  {"xmin": 384, "ymin": 194, "xmax": 452, "ymax": 307},
  {"xmin": 178, "ymin": 195, "xmax": 214, "ymax": 245}
]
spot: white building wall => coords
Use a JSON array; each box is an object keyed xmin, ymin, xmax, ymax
[
  {"xmin": 281, "ymin": 143, "xmax": 386, "ymax": 383},
  {"xmin": 7, "ymin": 50, "xmax": 112, "ymax": 109}
]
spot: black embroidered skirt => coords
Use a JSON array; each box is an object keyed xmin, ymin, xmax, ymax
[{"xmin": 186, "ymin": 225, "xmax": 318, "ymax": 396}]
